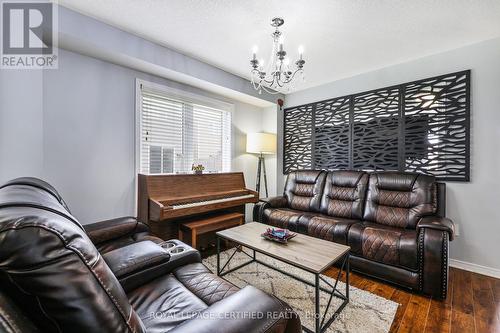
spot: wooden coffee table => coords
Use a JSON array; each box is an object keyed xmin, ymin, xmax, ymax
[{"xmin": 216, "ymin": 222, "xmax": 350, "ymax": 333}]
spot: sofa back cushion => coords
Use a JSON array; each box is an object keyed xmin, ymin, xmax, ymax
[
  {"xmin": 284, "ymin": 170, "xmax": 326, "ymax": 212},
  {"xmin": 319, "ymin": 171, "xmax": 369, "ymax": 219},
  {"xmin": 363, "ymin": 172, "xmax": 437, "ymax": 228},
  {"xmin": 0, "ymin": 180, "xmax": 145, "ymax": 333}
]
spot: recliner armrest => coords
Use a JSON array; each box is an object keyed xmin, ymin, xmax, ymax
[
  {"xmin": 417, "ymin": 216, "xmax": 455, "ymax": 241},
  {"xmin": 260, "ymin": 196, "xmax": 288, "ymax": 208},
  {"xmin": 84, "ymin": 216, "xmax": 149, "ymax": 244},
  {"xmin": 253, "ymin": 196, "xmax": 288, "ymax": 222},
  {"xmin": 170, "ymin": 285, "xmax": 301, "ymax": 333},
  {"xmin": 103, "ymin": 240, "xmax": 171, "ymax": 292}
]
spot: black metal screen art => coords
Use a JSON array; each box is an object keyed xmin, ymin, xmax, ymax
[
  {"xmin": 283, "ymin": 103, "xmax": 313, "ymax": 172},
  {"xmin": 283, "ymin": 70, "xmax": 470, "ymax": 181},
  {"xmin": 314, "ymin": 96, "xmax": 351, "ymax": 170}
]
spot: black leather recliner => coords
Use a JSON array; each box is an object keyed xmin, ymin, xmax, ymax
[{"xmin": 0, "ymin": 178, "xmax": 301, "ymax": 333}]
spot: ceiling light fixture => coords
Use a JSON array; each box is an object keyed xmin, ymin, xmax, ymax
[{"xmin": 250, "ymin": 17, "xmax": 305, "ymax": 94}]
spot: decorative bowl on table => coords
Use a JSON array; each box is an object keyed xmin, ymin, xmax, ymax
[{"xmin": 261, "ymin": 228, "xmax": 297, "ymax": 244}]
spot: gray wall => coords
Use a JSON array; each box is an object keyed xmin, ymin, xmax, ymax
[
  {"xmin": 282, "ymin": 37, "xmax": 500, "ymax": 271},
  {"xmin": 0, "ymin": 70, "xmax": 43, "ymax": 180},
  {"xmin": 0, "ymin": 4, "xmax": 279, "ymax": 224},
  {"xmin": 0, "ymin": 49, "xmax": 267, "ymax": 224}
]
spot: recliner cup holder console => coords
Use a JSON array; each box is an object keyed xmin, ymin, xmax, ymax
[
  {"xmin": 170, "ymin": 247, "xmax": 185, "ymax": 254},
  {"xmin": 160, "ymin": 241, "xmax": 186, "ymax": 255},
  {"xmin": 162, "ymin": 241, "xmax": 176, "ymax": 249}
]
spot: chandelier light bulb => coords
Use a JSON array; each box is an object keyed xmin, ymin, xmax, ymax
[{"xmin": 252, "ymin": 45, "xmax": 258, "ymax": 55}]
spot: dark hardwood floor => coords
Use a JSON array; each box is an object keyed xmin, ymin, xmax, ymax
[
  {"xmin": 202, "ymin": 244, "xmax": 499, "ymax": 332},
  {"xmin": 324, "ymin": 266, "xmax": 500, "ymax": 333}
]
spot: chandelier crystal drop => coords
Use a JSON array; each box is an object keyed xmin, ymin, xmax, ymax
[{"xmin": 250, "ymin": 17, "xmax": 305, "ymax": 94}]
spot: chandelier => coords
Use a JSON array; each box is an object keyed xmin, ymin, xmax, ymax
[{"xmin": 250, "ymin": 17, "xmax": 305, "ymax": 94}]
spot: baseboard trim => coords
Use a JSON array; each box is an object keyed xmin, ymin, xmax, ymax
[{"xmin": 450, "ymin": 259, "xmax": 500, "ymax": 279}]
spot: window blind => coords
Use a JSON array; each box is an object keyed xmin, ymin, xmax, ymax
[{"xmin": 139, "ymin": 87, "xmax": 232, "ymax": 174}]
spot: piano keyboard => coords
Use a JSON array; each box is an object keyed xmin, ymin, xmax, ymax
[{"xmin": 172, "ymin": 194, "xmax": 256, "ymax": 210}]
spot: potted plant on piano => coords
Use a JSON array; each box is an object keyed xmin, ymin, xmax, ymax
[{"xmin": 192, "ymin": 164, "xmax": 205, "ymax": 175}]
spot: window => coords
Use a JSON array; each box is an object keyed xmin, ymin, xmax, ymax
[{"xmin": 137, "ymin": 82, "xmax": 232, "ymax": 174}]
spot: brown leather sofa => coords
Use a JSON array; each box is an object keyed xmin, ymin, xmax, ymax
[
  {"xmin": 0, "ymin": 178, "xmax": 301, "ymax": 333},
  {"xmin": 254, "ymin": 170, "xmax": 454, "ymax": 299}
]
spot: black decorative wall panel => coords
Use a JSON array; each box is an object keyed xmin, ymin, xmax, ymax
[
  {"xmin": 283, "ymin": 104, "xmax": 313, "ymax": 172},
  {"xmin": 352, "ymin": 88, "xmax": 400, "ymax": 171},
  {"xmin": 314, "ymin": 96, "xmax": 351, "ymax": 170},
  {"xmin": 283, "ymin": 70, "xmax": 470, "ymax": 181},
  {"xmin": 403, "ymin": 73, "xmax": 470, "ymax": 180}
]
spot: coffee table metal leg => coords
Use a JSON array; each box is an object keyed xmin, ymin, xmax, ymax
[
  {"xmin": 216, "ymin": 236, "xmax": 220, "ymax": 276},
  {"xmin": 215, "ymin": 238, "xmax": 349, "ymax": 333},
  {"xmin": 315, "ymin": 273, "xmax": 320, "ymax": 333},
  {"xmin": 346, "ymin": 252, "xmax": 350, "ymax": 301}
]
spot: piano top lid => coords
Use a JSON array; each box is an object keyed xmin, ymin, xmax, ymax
[{"xmin": 138, "ymin": 172, "xmax": 249, "ymax": 199}]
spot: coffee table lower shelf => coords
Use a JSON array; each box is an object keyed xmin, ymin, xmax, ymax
[{"xmin": 216, "ymin": 236, "xmax": 350, "ymax": 333}]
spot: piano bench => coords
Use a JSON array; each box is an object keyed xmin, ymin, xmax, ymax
[{"xmin": 178, "ymin": 212, "xmax": 244, "ymax": 250}]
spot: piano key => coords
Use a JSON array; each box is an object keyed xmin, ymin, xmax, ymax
[{"xmin": 172, "ymin": 194, "xmax": 256, "ymax": 209}]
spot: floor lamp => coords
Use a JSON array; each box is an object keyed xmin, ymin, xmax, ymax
[{"xmin": 246, "ymin": 132, "xmax": 277, "ymax": 198}]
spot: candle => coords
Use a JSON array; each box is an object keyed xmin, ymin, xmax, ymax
[{"xmin": 298, "ymin": 45, "xmax": 304, "ymax": 60}]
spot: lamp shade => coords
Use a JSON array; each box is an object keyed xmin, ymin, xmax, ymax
[{"xmin": 246, "ymin": 132, "xmax": 276, "ymax": 154}]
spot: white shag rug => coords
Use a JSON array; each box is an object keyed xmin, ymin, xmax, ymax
[{"xmin": 203, "ymin": 248, "xmax": 398, "ymax": 333}]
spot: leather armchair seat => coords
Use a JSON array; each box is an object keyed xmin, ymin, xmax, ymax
[
  {"xmin": 254, "ymin": 170, "xmax": 454, "ymax": 299},
  {"xmin": 0, "ymin": 178, "xmax": 301, "ymax": 333}
]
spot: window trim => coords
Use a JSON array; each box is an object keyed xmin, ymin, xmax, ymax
[{"xmin": 134, "ymin": 78, "xmax": 234, "ymax": 179}]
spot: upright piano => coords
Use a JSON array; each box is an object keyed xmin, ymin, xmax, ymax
[{"xmin": 138, "ymin": 172, "xmax": 259, "ymax": 241}]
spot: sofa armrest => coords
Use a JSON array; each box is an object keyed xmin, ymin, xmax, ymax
[
  {"xmin": 253, "ymin": 196, "xmax": 288, "ymax": 223},
  {"xmin": 103, "ymin": 240, "xmax": 171, "ymax": 292},
  {"xmin": 84, "ymin": 216, "xmax": 150, "ymax": 244},
  {"xmin": 417, "ymin": 216, "xmax": 455, "ymax": 241},
  {"xmin": 417, "ymin": 226, "xmax": 451, "ymax": 299},
  {"xmin": 170, "ymin": 285, "xmax": 301, "ymax": 333},
  {"xmin": 260, "ymin": 196, "xmax": 288, "ymax": 207}
]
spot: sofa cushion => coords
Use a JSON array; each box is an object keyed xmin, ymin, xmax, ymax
[
  {"xmin": 263, "ymin": 208, "xmax": 304, "ymax": 231},
  {"xmin": 174, "ymin": 263, "xmax": 239, "ymax": 305},
  {"xmin": 284, "ymin": 170, "xmax": 326, "ymax": 212},
  {"xmin": 296, "ymin": 213, "xmax": 359, "ymax": 244},
  {"xmin": 348, "ymin": 222, "xmax": 418, "ymax": 270},
  {"xmin": 363, "ymin": 172, "xmax": 437, "ymax": 228},
  {"xmin": 319, "ymin": 171, "xmax": 369, "ymax": 219},
  {"xmin": 127, "ymin": 272, "xmax": 208, "ymax": 332}
]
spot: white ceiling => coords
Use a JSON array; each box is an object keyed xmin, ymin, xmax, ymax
[{"xmin": 58, "ymin": 0, "xmax": 500, "ymax": 93}]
